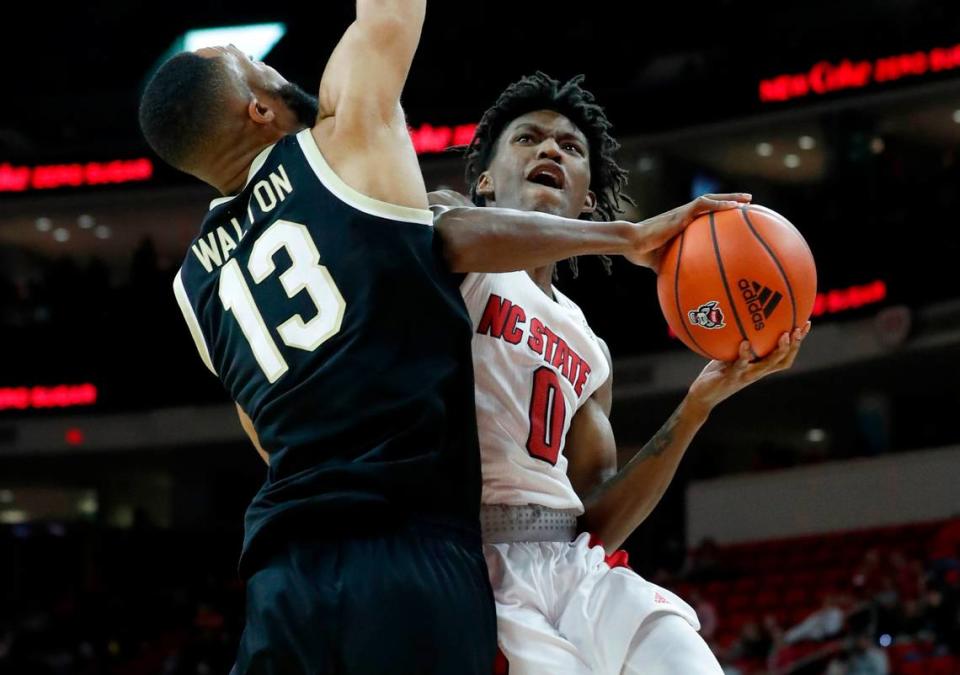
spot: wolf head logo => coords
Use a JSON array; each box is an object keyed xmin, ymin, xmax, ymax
[{"xmin": 688, "ymin": 301, "xmax": 726, "ymax": 330}]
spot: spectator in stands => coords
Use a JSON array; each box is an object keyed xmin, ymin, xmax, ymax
[
  {"xmin": 889, "ymin": 550, "xmax": 924, "ymax": 602},
  {"xmin": 726, "ymin": 619, "xmax": 773, "ymax": 662},
  {"xmin": 873, "ymin": 575, "xmax": 901, "ymax": 637},
  {"xmin": 784, "ymin": 593, "xmax": 848, "ymax": 644},
  {"xmin": 889, "ymin": 597, "xmax": 931, "ymax": 641},
  {"xmin": 762, "ymin": 612, "xmax": 784, "ymax": 649},
  {"xmin": 717, "ymin": 657, "xmax": 744, "ymax": 675},
  {"xmin": 852, "ymin": 548, "xmax": 883, "ymax": 599},
  {"xmin": 926, "ymin": 577, "xmax": 960, "ymax": 653},
  {"xmin": 688, "ymin": 589, "xmax": 718, "ymax": 640},
  {"xmin": 683, "ymin": 537, "xmax": 735, "ymax": 581},
  {"xmin": 825, "ymin": 634, "xmax": 890, "ymax": 675},
  {"xmin": 929, "ymin": 515, "xmax": 960, "ymax": 571}
]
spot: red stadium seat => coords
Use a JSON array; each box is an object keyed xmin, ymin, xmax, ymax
[
  {"xmin": 725, "ymin": 594, "xmax": 751, "ymax": 612},
  {"xmin": 793, "ymin": 570, "xmax": 819, "ymax": 586},
  {"xmin": 755, "ymin": 589, "xmax": 779, "ymax": 609},
  {"xmin": 782, "ymin": 587, "xmax": 808, "ymax": 607},
  {"xmin": 899, "ymin": 659, "xmax": 931, "ymax": 675},
  {"xmin": 724, "ymin": 612, "xmax": 756, "ymax": 634},
  {"xmin": 927, "ymin": 654, "xmax": 958, "ymax": 675},
  {"xmin": 763, "ymin": 573, "xmax": 789, "ymax": 588}
]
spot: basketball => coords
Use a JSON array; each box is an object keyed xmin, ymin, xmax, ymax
[{"xmin": 657, "ymin": 205, "xmax": 817, "ymax": 362}]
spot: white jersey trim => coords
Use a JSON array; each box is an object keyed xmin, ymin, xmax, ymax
[
  {"xmin": 173, "ymin": 270, "xmax": 217, "ymax": 376},
  {"xmin": 295, "ymin": 129, "xmax": 434, "ymax": 226}
]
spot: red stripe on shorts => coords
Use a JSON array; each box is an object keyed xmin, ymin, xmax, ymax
[
  {"xmin": 493, "ymin": 648, "xmax": 509, "ymax": 675},
  {"xmin": 588, "ymin": 534, "xmax": 632, "ymax": 570}
]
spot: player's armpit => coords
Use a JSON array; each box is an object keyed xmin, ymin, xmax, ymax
[
  {"xmin": 317, "ymin": 0, "xmax": 426, "ymax": 128},
  {"xmin": 236, "ymin": 403, "xmax": 269, "ymax": 466}
]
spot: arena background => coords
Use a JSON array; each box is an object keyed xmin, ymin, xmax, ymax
[{"xmin": 2, "ymin": 1, "xmax": 959, "ymax": 673}]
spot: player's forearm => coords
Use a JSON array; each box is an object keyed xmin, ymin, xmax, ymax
[
  {"xmin": 356, "ymin": 0, "xmax": 425, "ymax": 36},
  {"xmin": 435, "ymin": 206, "xmax": 636, "ymax": 273},
  {"xmin": 579, "ymin": 397, "xmax": 711, "ymax": 551}
]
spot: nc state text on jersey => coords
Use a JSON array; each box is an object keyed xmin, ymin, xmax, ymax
[
  {"xmin": 476, "ymin": 294, "xmax": 593, "ymax": 396},
  {"xmin": 191, "ymin": 164, "xmax": 294, "ymax": 273}
]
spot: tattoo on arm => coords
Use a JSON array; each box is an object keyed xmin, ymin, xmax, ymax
[{"xmin": 636, "ymin": 408, "xmax": 681, "ymax": 461}]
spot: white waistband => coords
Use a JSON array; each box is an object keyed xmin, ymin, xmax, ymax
[{"xmin": 480, "ymin": 504, "xmax": 579, "ymax": 544}]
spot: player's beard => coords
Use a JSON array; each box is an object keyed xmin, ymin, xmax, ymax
[{"xmin": 277, "ymin": 82, "xmax": 320, "ymax": 127}]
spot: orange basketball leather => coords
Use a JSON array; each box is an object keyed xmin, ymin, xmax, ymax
[{"xmin": 657, "ymin": 205, "xmax": 817, "ymax": 361}]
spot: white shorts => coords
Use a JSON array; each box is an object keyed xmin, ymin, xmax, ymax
[{"xmin": 485, "ymin": 533, "xmax": 710, "ymax": 675}]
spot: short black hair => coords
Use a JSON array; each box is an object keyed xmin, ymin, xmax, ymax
[
  {"xmin": 464, "ymin": 72, "xmax": 634, "ymax": 276},
  {"xmin": 138, "ymin": 52, "xmax": 231, "ymax": 171}
]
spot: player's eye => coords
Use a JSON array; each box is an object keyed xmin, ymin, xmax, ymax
[
  {"xmin": 514, "ymin": 134, "xmax": 533, "ymax": 144},
  {"xmin": 563, "ymin": 143, "xmax": 583, "ymax": 155}
]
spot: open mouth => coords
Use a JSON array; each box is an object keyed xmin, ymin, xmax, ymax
[{"xmin": 526, "ymin": 164, "xmax": 565, "ymax": 190}]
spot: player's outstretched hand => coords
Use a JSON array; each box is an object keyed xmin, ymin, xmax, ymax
[
  {"xmin": 686, "ymin": 321, "xmax": 812, "ymax": 412},
  {"xmin": 626, "ymin": 193, "xmax": 752, "ymax": 270}
]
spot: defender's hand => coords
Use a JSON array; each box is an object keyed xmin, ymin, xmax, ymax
[
  {"xmin": 626, "ymin": 193, "xmax": 752, "ymax": 271},
  {"xmin": 686, "ymin": 321, "xmax": 811, "ymax": 413}
]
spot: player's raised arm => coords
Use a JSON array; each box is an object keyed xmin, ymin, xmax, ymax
[
  {"xmin": 569, "ymin": 329, "xmax": 809, "ymax": 553},
  {"xmin": 317, "ymin": 0, "xmax": 426, "ymax": 128}
]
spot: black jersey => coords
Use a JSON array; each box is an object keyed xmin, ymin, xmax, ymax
[{"xmin": 173, "ymin": 130, "xmax": 481, "ymax": 576}]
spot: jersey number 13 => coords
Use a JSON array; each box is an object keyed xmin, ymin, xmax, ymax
[{"xmin": 219, "ymin": 220, "xmax": 346, "ymax": 383}]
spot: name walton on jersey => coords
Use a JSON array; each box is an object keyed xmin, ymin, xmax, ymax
[{"xmin": 191, "ymin": 164, "xmax": 295, "ymax": 273}]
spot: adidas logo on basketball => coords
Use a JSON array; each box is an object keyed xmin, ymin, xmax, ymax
[{"xmin": 738, "ymin": 279, "xmax": 783, "ymax": 330}]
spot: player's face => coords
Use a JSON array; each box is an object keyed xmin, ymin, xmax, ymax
[
  {"xmin": 478, "ymin": 110, "xmax": 596, "ymax": 219},
  {"xmin": 196, "ymin": 45, "xmax": 318, "ymax": 132}
]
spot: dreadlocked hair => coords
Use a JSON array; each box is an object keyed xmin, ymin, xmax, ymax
[{"xmin": 463, "ymin": 72, "xmax": 635, "ymax": 277}]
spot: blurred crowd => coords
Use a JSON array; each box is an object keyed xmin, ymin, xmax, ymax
[
  {"xmin": 668, "ymin": 517, "xmax": 960, "ymax": 675},
  {"xmin": 2, "ymin": 517, "xmax": 958, "ymax": 675}
]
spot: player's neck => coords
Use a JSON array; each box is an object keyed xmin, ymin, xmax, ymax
[
  {"xmin": 207, "ymin": 142, "xmax": 273, "ymax": 196},
  {"xmin": 526, "ymin": 265, "xmax": 557, "ymax": 301}
]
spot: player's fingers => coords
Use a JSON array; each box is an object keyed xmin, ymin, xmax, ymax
[
  {"xmin": 703, "ymin": 193, "xmax": 752, "ymax": 203},
  {"xmin": 694, "ymin": 196, "xmax": 744, "ymax": 213},
  {"xmin": 735, "ymin": 341, "xmax": 753, "ymax": 369},
  {"xmin": 780, "ymin": 325, "xmax": 809, "ymax": 370},
  {"xmin": 753, "ymin": 333, "xmax": 791, "ymax": 373}
]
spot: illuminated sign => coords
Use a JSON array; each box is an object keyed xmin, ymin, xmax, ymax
[
  {"xmin": 811, "ymin": 280, "xmax": 886, "ymax": 317},
  {"xmin": 759, "ymin": 43, "xmax": 960, "ymax": 103},
  {"xmin": 180, "ymin": 23, "xmax": 286, "ymax": 59},
  {"xmin": 0, "ymin": 384, "xmax": 98, "ymax": 412},
  {"xmin": 0, "ymin": 123, "xmax": 470, "ymax": 194},
  {"xmin": 0, "ymin": 159, "xmax": 153, "ymax": 193},
  {"xmin": 64, "ymin": 428, "xmax": 85, "ymax": 446},
  {"xmin": 409, "ymin": 123, "xmax": 478, "ymax": 155}
]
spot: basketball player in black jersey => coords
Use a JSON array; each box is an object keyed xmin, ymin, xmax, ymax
[
  {"xmin": 139, "ymin": 1, "xmax": 500, "ymax": 672},
  {"xmin": 139, "ymin": 2, "xmax": 726, "ymax": 671}
]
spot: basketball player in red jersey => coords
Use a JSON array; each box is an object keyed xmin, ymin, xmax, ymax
[{"xmin": 430, "ymin": 72, "xmax": 812, "ymax": 674}]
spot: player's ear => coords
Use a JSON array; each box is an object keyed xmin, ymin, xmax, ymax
[
  {"xmin": 580, "ymin": 190, "xmax": 597, "ymax": 217},
  {"xmin": 248, "ymin": 98, "xmax": 276, "ymax": 125},
  {"xmin": 476, "ymin": 172, "xmax": 495, "ymax": 201}
]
